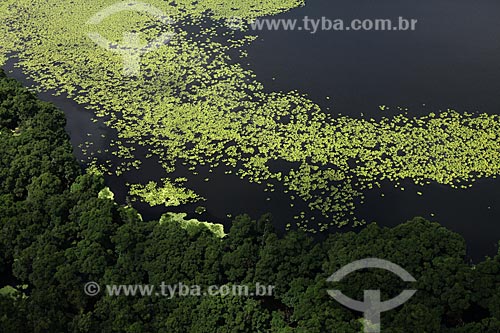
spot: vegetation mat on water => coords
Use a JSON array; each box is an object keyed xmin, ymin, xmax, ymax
[{"xmin": 1, "ymin": 0, "xmax": 500, "ymax": 231}]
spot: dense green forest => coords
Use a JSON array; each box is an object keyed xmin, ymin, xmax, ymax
[{"xmin": 0, "ymin": 69, "xmax": 499, "ymax": 332}]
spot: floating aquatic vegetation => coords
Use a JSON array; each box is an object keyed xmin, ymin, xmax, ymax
[
  {"xmin": 98, "ymin": 186, "xmax": 115, "ymax": 200},
  {"xmin": 129, "ymin": 179, "xmax": 201, "ymax": 207},
  {"xmin": 159, "ymin": 212, "xmax": 226, "ymax": 238},
  {"xmin": 1, "ymin": 0, "xmax": 500, "ymax": 230},
  {"xmin": 195, "ymin": 206, "xmax": 207, "ymax": 215}
]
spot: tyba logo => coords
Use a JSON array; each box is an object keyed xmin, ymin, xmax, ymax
[
  {"xmin": 327, "ymin": 258, "xmax": 417, "ymax": 333},
  {"xmin": 86, "ymin": 1, "xmax": 174, "ymax": 76}
]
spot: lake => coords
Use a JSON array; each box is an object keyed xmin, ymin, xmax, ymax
[{"xmin": 4, "ymin": 0, "xmax": 500, "ymax": 261}]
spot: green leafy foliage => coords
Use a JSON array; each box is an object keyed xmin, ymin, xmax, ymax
[
  {"xmin": 160, "ymin": 212, "xmax": 226, "ymax": 238},
  {"xmin": 129, "ymin": 179, "xmax": 201, "ymax": 207}
]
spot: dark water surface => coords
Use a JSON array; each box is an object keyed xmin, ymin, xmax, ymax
[
  {"xmin": 241, "ymin": 0, "xmax": 500, "ymax": 261},
  {"xmin": 4, "ymin": 0, "xmax": 500, "ymax": 261},
  {"xmin": 246, "ymin": 0, "xmax": 500, "ymax": 117}
]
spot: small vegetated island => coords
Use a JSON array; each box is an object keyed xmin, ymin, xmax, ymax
[
  {"xmin": 1, "ymin": 0, "xmax": 500, "ymax": 231},
  {"xmin": 0, "ymin": 69, "xmax": 499, "ymax": 332}
]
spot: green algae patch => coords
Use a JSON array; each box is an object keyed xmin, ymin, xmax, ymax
[
  {"xmin": 98, "ymin": 186, "xmax": 115, "ymax": 200},
  {"xmin": 129, "ymin": 179, "xmax": 201, "ymax": 207},
  {"xmin": 1, "ymin": 0, "xmax": 500, "ymax": 231},
  {"xmin": 160, "ymin": 212, "xmax": 226, "ymax": 238}
]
